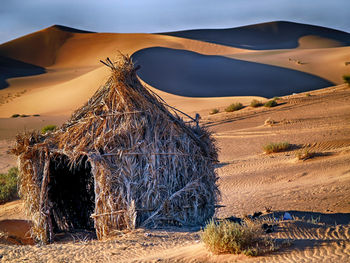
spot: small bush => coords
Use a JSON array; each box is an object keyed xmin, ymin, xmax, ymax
[
  {"xmin": 343, "ymin": 75, "xmax": 350, "ymax": 85},
  {"xmin": 264, "ymin": 100, "xmax": 278, "ymax": 108},
  {"xmin": 33, "ymin": 114, "xmax": 40, "ymax": 117},
  {"xmin": 210, "ymin": 108, "xmax": 219, "ymax": 115},
  {"xmin": 263, "ymin": 142, "xmax": 290, "ymax": 154},
  {"xmin": 41, "ymin": 125, "xmax": 57, "ymax": 134},
  {"xmin": 305, "ymin": 93, "xmax": 311, "ymax": 97},
  {"xmin": 11, "ymin": 114, "xmax": 20, "ymax": 118},
  {"xmin": 20, "ymin": 114, "xmax": 30, "ymax": 118},
  {"xmin": 273, "ymin": 97, "xmax": 281, "ymax": 100},
  {"xmin": 201, "ymin": 220, "xmax": 274, "ymax": 256},
  {"xmin": 0, "ymin": 167, "xmax": 19, "ymax": 204},
  {"xmin": 225, "ymin": 103, "xmax": 243, "ymax": 112},
  {"xmin": 296, "ymin": 149, "xmax": 315, "ymax": 160},
  {"xmin": 250, "ymin": 99, "xmax": 263, "ymax": 108},
  {"xmin": 264, "ymin": 117, "xmax": 276, "ymax": 126}
]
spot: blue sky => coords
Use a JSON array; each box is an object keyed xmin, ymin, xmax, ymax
[{"xmin": 1, "ymin": 0, "xmax": 349, "ymax": 44}]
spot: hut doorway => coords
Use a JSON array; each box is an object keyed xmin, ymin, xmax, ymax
[{"xmin": 47, "ymin": 155, "xmax": 95, "ymax": 233}]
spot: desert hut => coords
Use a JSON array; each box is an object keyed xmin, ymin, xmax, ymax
[{"xmin": 12, "ymin": 55, "xmax": 219, "ymax": 244}]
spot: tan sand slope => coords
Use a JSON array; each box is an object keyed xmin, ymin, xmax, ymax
[
  {"xmin": 0, "ymin": 25, "xmax": 248, "ymax": 119},
  {"xmin": 0, "ymin": 21, "xmax": 349, "ymax": 121}
]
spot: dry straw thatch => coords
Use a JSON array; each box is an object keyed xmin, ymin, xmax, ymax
[{"xmin": 12, "ymin": 55, "xmax": 219, "ymax": 244}]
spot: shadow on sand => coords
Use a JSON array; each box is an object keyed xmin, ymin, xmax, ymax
[
  {"xmin": 0, "ymin": 56, "xmax": 46, "ymax": 89},
  {"xmin": 161, "ymin": 21, "xmax": 350, "ymax": 50},
  {"xmin": 132, "ymin": 47, "xmax": 333, "ymax": 98}
]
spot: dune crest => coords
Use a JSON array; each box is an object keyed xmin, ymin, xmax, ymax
[{"xmin": 162, "ymin": 21, "xmax": 350, "ymax": 50}]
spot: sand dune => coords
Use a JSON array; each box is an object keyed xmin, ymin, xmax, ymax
[
  {"xmin": 228, "ymin": 46, "xmax": 350, "ymax": 84},
  {"xmin": 133, "ymin": 47, "xmax": 333, "ymax": 97},
  {"xmin": 0, "ymin": 21, "xmax": 349, "ymax": 119},
  {"xmin": 0, "ymin": 56, "xmax": 45, "ymax": 89},
  {"xmin": 162, "ymin": 21, "xmax": 350, "ymax": 50}
]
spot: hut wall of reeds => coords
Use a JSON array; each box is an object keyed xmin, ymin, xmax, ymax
[{"xmin": 12, "ymin": 55, "xmax": 219, "ymax": 244}]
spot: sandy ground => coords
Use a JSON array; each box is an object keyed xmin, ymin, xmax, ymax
[
  {"xmin": 0, "ymin": 21, "xmax": 350, "ymax": 262},
  {"xmin": 0, "ymin": 85, "xmax": 349, "ymax": 262}
]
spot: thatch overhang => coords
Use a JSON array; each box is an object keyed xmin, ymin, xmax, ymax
[{"xmin": 12, "ymin": 55, "xmax": 219, "ymax": 244}]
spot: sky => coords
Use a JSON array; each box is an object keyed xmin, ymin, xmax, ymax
[{"xmin": 0, "ymin": 0, "xmax": 349, "ymax": 44}]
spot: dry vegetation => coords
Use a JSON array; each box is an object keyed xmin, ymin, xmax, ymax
[
  {"xmin": 225, "ymin": 102, "xmax": 243, "ymax": 112},
  {"xmin": 0, "ymin": 167, "xmax": 18, "ymax": 204},
  {"xmin": 263, "ymin": 142, "xmax": 290, "ymax": 154},
  {"xmin": 250, "ymin": 99, "xmax": 263, "ymax": 108},
  {"xmin": 343, "ymin": 74, "xmax": 350, "ymax": 85},
  {"xmin": 210, "ymin": 108, "xmax": 219, "ymax": 115},
  {"xmin": 201, "ymin": 220, "xmax": 276, "ymax": 256},
  {"xmin": 41, "ymin": 124, "xmax": 57, "ymax": 134},
  {"xmin": 264, "ymin": 99, "xmax": 278, "ymax": 108},
  {"xmin": 296, "ymin": 148, "xmax": 315, "ymax": 160}
]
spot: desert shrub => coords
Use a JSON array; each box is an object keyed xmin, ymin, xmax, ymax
[
  {"xmin": 343, "ymin": 75, "xmax": 350, "ymax": 85},
  {"xmin": 0, "ymin": 167, "xmax": 19, "ymax": 204},
  {"xmin": 20, "ymin": 114, "xmax": 30, "ymax": 118},
  {"xmin": 11, "ymin": 114, "xmax": 20, "ymax": 118},
  {"xmin": 263, "ymin": 142, "xmax": 290, "ymax": 154},
  {"xmin": 225, "ymin": 103, "xmax": 243, "ymax": 112},
  {"xmin": 273, "ymin": 97, "xmax": 281, "ymax": 100},
  {"xmin": 41, "ymin": 124, "xmax": 57, "ymax": 134},
  {"xmin": 305, "ymin": 93, "xmax": 311, "ymax": 97},
  {"xmin": 201, "ymin": 220, "xmax": 274, "ymax": 256},
  {"xmin": 264, "ymin": 117, "xmax": 276, "ymax": 126},
  {"xmin": 296, "ymin": 149, "xmax": 315, "ymax": 160},
  {"xmin": 250, "ymin": 99, "xmax": 263, "ymax": 108},
  {"xmin": 33, "ymin": 114, "xmax": 40, "ymax": 117},
  {"xmin": 210, "ymin": 108, "xmax": 219, "ymax": 115},
  {"xmin": 264, "ymin": 100, "xmax": 278, "ymax": 108}
]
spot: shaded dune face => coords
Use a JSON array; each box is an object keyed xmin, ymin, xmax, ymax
[
  {"xmin": 132, "ymin": 47, "xmax": 333, "ymax": 98},
  {"xmin": 161, "ymin": 21, "xmax": 350, "ymax": 50},
  {"xmin": 0, "ymin": 56, "xmax": 46, "ymax": 89}
]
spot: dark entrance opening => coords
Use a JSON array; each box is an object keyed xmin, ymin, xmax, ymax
[{"xmin": 48, "ymin": 155, "xmax": 95, "ymax": 233}]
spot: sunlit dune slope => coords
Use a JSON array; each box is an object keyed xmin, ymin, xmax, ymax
[{"xmin": 0, "ymin": 21, "xmax": 349, "ymax": 119}]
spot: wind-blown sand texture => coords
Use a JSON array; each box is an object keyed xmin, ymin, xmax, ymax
[{"xmin": 0, "ymin": 21, "xmax": 349, "ymax": 262}]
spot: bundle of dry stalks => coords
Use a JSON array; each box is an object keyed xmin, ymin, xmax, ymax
[{"xmin": 12, "ymin": 55, "xmax": 219, "ymax": 244}]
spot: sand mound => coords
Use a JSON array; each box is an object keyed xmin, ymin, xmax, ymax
[
  {"xmin": 133, "ymin": 47, "xmax": 333, "ymax": 97},
  {"xmin": 1, "ymin": 21, "xmax": 349, "ymax": 120},
  {"xmin": 162, "ymin": 21, "xmax": 350, "ymax": 50},
  {"xmin": 0, "ymin": 25, "xmax": 78, "ymax": 67},
  {"xmin": 0, "ymin": 56, "xmax": 45, "ymax": 89}
]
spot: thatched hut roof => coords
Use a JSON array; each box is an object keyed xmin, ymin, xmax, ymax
[{"xmin": 12, "ymin": 55, "xmax": 219, "ymax": 244}]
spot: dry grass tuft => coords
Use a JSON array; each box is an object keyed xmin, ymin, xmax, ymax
[
  {"xmin": 0, "ymin": 167, "xmax": 18, "ymax": 204},
  {"xmin": 250, "ymin": 99, "xmax": 263, "ymax": 108},
  {"xmin": 41, "ymin": 125, "xmax": 57, "ymax": 134},
  {"xmin": 343, "ymin": 74, "xmax": 350, "ymax": 85},
  {"xmin": 263, "ymin": 142, "xmax": 290, "ymax": 154},
  {"xmin": 210, "ymin": 108, "xmax": 219, "ymax": 115},
  {"xmin": 201, "ymin": 220, "xmax": 276, "ymax": 256},
  {"xmin": 225, "ymin": 103, "xmax": 243, "ymax": 112},
  {"xmin": 296, "ymin": 149, "xmax": 315, "ymax": 160},
  {"xmin": 264, "ymin": 100, "xmax": 278, "ymax": 108}
]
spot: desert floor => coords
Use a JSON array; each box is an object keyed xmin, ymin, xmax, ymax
[
  {"xmin": 1, "ymin": 84, "xmax": 349, "ymax": 262},
  {"xmin": 0, "ymin": 21, "xmax": 350, "ymax": 262}
]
